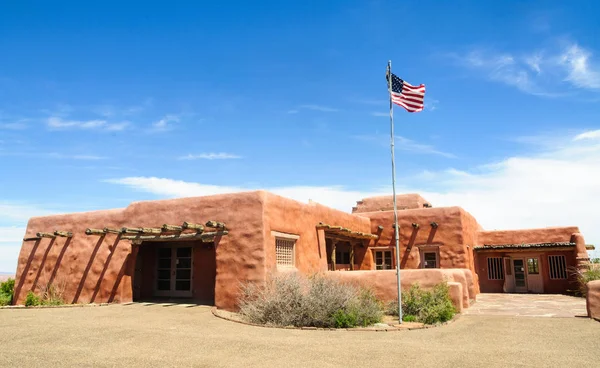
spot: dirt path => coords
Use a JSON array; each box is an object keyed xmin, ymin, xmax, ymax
[{"xmin": 0, "ymin": 304, "xmax": 598, "ymax": 367}]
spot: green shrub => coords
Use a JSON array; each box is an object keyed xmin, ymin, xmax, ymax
[
  {"xmin": 239, "ymin": 273, "xmax": 382, "ymax": 328},
  {"xmin": 0, "ymin": 278, "xmax": 14, "ymax": 306},
  {"xmin": 572, "ymin": 266, "xmax": 600, "ymax": 297},
  {"xmin": 387, "ymin": 282, "xmax": 456, "ymax": 324},
  {"xmin": 25, "ymin": 291, "xmax": 41, "ymax": 307},
  {"xmin": 402, "ymin": 314, "xmax": 417, "ymax": 322}
]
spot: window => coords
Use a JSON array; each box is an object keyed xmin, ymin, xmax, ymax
[
  {"xmin": 374, "ymin": 250, "xmax": 393, "ymax": 270},
  {"xmin": 487, "ymin": 257, "xmax": 504, "ymax": 280},
  {"xmin": 335, "ymin": 250, "xmax": 350, "ymax": 264},
  {"xmin": 527, "ymin": 258, "xmax": 539, "ymax": 274},
  {"xmin": 423, "ymin": 252, "xmax": 437, "ymax": 269},
  {"xmin": 276, "ymin": 238, "xmax": 295, "ymax": 267},
  {"xmin": 548, "ymin": 255, "xmax": 567, "ymax": 279}
]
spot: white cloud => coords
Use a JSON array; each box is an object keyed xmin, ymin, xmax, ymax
[
  {"xmin": 559, "ymin": 44, "xmax": 600, "ymax": 89},
  {"xmin": 106, "ymin": 128, "xmax": 600, "ymax": 260},
  {"xmin": 0, "ymin": 203, "xmax": 55, "ymax": 222},
  {"xmin": 0, "ymin": 226, "xmax": 25, "ymax": 243},
  {"xmin": 353, "ymin": 134, "xmax": 456, "ymax": 158},
  {"xmin": 453, "ymin": 41, "xmax": 600, "ymax": 95},
  {"xmin": 47, "ymin": 117, "xmax": 128, "ymax": 131},
  {"xmin": 573, "ymin": 130, "xmax": 600, "ymax": 141},
  {"xmin": 151, "ymin": 115, "xmax": 179, "ymax": 132},
  {"xmin": 0, "ymin": 121, "xmax": 28, "ymax": 130},
  {"xmin": 178, "ymin": 153, "xmax": 242, "ymax": 160}
]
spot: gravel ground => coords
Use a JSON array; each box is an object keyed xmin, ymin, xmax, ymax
[{"xmin": 0, "ymin": 304, "xmax": 598, "ymax": 367}]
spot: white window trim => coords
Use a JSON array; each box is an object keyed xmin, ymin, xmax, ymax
[{"xmin": 271, "ymin": 231, "xmax": 300, "ymax": 240}]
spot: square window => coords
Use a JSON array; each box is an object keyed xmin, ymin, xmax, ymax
[
  {"xmin": 374, "ymin": 250, "xmax": 392, "ymax": 270},
  {"xmin": 276, "ymin": 237, "xmax": 295, "ymax": 267},
  {"xmin": 423, "ymin": 252, "xmax": 437, "ymax": 269}
]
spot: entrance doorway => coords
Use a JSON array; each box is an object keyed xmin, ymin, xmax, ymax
[
  {"xmin": 132, "ymin": 240, "xmax": 216, "ymax": 303},
  {"xmin": 513, "ymin": 259, "xmax": 527, "ymax": 293},
  {"xmin": 156, "ymin": 246, "xmax": 193, "ymax": 298}
]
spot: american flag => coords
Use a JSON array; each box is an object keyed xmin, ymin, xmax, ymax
[{"xmin": 386, "ymin": 72, "xmax": 425, "ymax": 113}]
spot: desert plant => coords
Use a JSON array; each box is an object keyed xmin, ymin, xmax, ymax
[
  {"xmin": 0, "ymin": 278, "xmax": 14, "ymax": 306},
  {"xmin": 571, "ymin": 266, "xmax": 600, "ymax": 297},
  {"xmin": 387, "ymin": 282, "xmax": 456, "ymax": 324},
  {"xmin": 25, "ymin": 291, "xmax": 41, "ymax": 307},
  {"xmin": 238, "ymin": 273, "xmax": 382, "ymax": 328}
]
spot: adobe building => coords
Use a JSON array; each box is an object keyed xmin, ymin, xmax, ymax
[{"xmin": 13, "ymin": 191, "xmax": 593, "ymax": 310}]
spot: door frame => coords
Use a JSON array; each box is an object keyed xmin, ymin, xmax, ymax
[
  {"xmin": 154, "ymin": 244, "xmax": 194, "ymax": 298},
  {"xmin": 512, "ymin": 258, "xmax": 528, "ymax": 293}
]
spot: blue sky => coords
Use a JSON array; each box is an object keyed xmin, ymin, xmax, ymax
[{"xmin": 1, "ymin": 0, "xmax": 600, "ymax": 271}]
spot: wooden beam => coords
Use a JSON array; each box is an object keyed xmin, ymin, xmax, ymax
[
  {"xmin": 85, "ymin": 228, "xmax": 105, "ymax": 236},
  {"xmin": 120, "ymin": 227, "xmax": 144, "ymax": 234},
  {"xmin": 23, "ymin": 237, "xmax": 41, "ymax": 241},
  {"xmin": 103, "ymin": 227, "xmax": 121, "ymax": 234},
  {"xmin": 205, "ymin": 221, "xmax": 226, "ymax": 229},
  {"xmin": 350, "ymin": 245, "xmax": 355, "ymax": 271},
  {"xmin": 122, "ymin": 230, "xmax": 228, "ymax": 242},
  {"xmin": 377, "ymin": 225, "xmax": 384, "ymax": 231},
  {"xmin": 182, "ymin": 222, "xmax": 205, "ymax": 232},
  {"xmin": 54, "ymin": 231, "xmax": 73, "ymax": 237},
  {"xmin": 162, "ymin": 224, "xmax": 183, "ymax": 232},
  {"xmin": 36, "ymin": 232, "xmax": 56, "ymax": 239},
  {"xmin": 140, "ymin": 228, "xmax": 162, "ymax": 235}
]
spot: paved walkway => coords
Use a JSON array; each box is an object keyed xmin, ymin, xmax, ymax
[
  {"xmin": 464, "ymin": 293, "xmax": 588, "ymax": 317},
  {"xmin": 0, "ymin": 303, "xmax": 598, "ymax": 367}
]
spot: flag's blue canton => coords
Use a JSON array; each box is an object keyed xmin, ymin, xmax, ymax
[{"xmin": 388, "ymin": 73, "xmax": 404, "ymax": 94}]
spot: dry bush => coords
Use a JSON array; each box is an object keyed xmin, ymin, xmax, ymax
[
  {"xmin": 571, "ymin": 266, "xmax": 600, "ymax": 297},
  {"xmin": 238, "ymin": 273, "xmax": 382, "ymax": 328}
]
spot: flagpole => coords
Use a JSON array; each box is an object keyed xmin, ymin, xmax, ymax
[{"xmin": 387, "ymin": 60, "xmax": 403, "ymax": 323}]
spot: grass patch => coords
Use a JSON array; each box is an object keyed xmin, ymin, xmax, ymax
[
  {"xmin": 387, "ymin": 282, "xmax": 456, "ymax": 324},
  {"xmin": 239, "ymin": 273, "xmax": 382, "ymax": 328}
]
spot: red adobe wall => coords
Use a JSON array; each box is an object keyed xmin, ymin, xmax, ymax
[
  {"xmin": 357, "ymin": 207, "xmax": 475, "ymax": 272},
  {"xmin": 477, "ymin": 227, "xmax": 579, "ymax": 245},
  {"xmin": 475, "ymin": 227, "xmax": 582, "ymax": 294},
  {"xmin": 352, "ymin": 194, "xmax": 430, "ymax": 213},
  {"xmin": 262, "ymin": 193, "xmax": 372, "ymax": 274},
  {"xmin": 327, "ymin": 268, "xmax": 475, "ymax": 312},
  {"xmin": 586, "ymin": 280, "xmax": 600, "ymax": 321},
  {"xmin": 13, "ymin": 191, "xmax": 268, "ymax": 310}
]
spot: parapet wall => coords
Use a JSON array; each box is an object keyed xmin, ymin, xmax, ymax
[
  {"xmin": 587, "ymin": 280, "xmax": 600, "ymax": 321},
  {"xmin": 352, "ymin": 194, "xmax": 431, "ymax": 213},
  {"xmin": 327, "ymin": 268, "xmax": 475, "ymax": 312}
]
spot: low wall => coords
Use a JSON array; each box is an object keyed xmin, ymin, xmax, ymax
[
  {"xmin": 586, "ymin": 280, "xmax": 600, "ymax": 321},
  {"xmin": 327, "ymin": 268, "xmax": 476, "ymax": 313}
]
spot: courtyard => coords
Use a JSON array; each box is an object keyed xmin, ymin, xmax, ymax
[{"xmin": 0, "ymin": 300, "xmax": 598, "ymax": 367}]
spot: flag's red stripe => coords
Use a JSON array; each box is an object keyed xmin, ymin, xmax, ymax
[
  {"xmin": 391, "ymin": 98, "xmax": 423, "ymax": 110},
  {"xmin": 403, "ymin": 84, "xmax": 425, "ymax": 91},
  {"xmin": 391, "ymin": 92, "xmax": 424, "ymax": 106},
  {"xmin": 392, "ymin": 96, "xmax": 423, "ymax": 108},
  {"xmin": 393, "ymin": 100, "xmax": 423, "ymax": 112},
  {"xmin": 401, "ymin": 89, "xmax": 425, "ymax": 97}
]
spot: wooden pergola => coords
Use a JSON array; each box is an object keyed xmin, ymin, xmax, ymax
[
  {"xmin": 85, "ymin": 220, "xmax": 228, "ymax": 244},
  {"xmin": 316, "ymin": 222, "xmax": 378, "ymax": 271}
]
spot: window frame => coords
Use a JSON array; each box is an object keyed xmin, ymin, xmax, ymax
[
  {"xmin": 548, "ymin": 255, "xmax": 567, "ymax": 280},
  {"xmin": 527, "ymin": 258, "xmax": 540, "ymax": 275},
  {"xmin": 487, "ymin": 257, "xmax": 504, "ymax": 280},
  {"xmin": 372, "ymin": 249, "xmax": 393, "ymax": 270},
  {"xmin": 272, "ymin": 231, "xmax": 299, "ymax": 268}
]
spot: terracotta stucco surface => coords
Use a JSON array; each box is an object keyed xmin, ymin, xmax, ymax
[
  {"xmin": 262, "ymin": 193, "xmax": 372, "ymax": 274},
  {"xmin": 359, "ymin": 207, "xmax": 473, "ymax": 271},
  {"xmin": 14, "ymin": 191, "xmax": 267, "ymax": 309},
  {"xmin": 477, "ymin": 227, "xmax": 579, "ymax": 245},
  {"xmin": 586, "ymin": 280, "xmax": 600, "ymax": 321},
  {"xmin": 327, "ymin": 269, "xmax": 474, "ymax": 311},
  {"xmin": 352, "ymin": 194, "xmax": 430, "ymax": 213}
]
